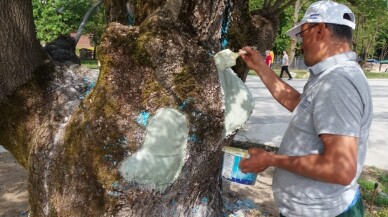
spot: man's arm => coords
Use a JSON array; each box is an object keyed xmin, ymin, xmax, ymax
[
  {"xmin": 241, "ymin": 47, "xmax": 300, "ymax": 112},
  {"xmin": 239, "ymin": 134, "xmax": 358, "ymax": 185}
]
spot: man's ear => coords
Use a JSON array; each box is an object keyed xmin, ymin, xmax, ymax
[{"xmin": 316, "ymin": 23, "xmax": 326, "ymax": 40}]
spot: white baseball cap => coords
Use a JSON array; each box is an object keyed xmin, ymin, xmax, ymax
[{"xmin": 286, "ymin": 1, "xmax": 356, "ymax": 40}]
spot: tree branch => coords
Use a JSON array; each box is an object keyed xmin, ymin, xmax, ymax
[
  {"xmin": 272, "ymin": 0, "xmax": 286, "ymax": 11},
  {"xmin": 74, "ymin": 0, "xmax": 103, "ymax": 43},
  {"xmin": 263, "ymin": 0, "xmax": 270, "ymax": 9},
  {"xmin": 274, "ymin": 0, "xmax": 297, "ymax": 16}
]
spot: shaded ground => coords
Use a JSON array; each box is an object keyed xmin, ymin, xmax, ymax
[
  {"xmin": 0, "ymin": 152, "xmax": 29, "ymax": 217},
  {"xmin": 223, "ymin": 168, "xmax": 278, "ymax": 216},
  {"xmin": 1, "ymin": 151, "xmax": 386, "ymax": 217}
]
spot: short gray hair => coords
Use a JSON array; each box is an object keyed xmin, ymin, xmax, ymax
[
  {"xmin": 325, "ymin": 13, "xmax": 353, "ymax": 45},
  {"xmin": 325, "ymin": 23, "xmax": 353, "ymax": 45}
]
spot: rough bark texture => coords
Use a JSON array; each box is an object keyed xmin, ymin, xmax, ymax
[
  {"xmin": 104, "ymin": 0, "xmax": 129, "ymax": 24},
  {"xmin": 0, "ymin": 0, "xmax": 290, "ymax": 216},
  {"xmin": 226, "ymin": 0, "xmax": 280, "ymax": 81},
  {"xmin": 135, "ymin": 0, "xmax": 167, "ymax": 25},
  {"xmin": 2, "ymin": 3, "xmax": 226, "ymax": 216},
  {"xmin": 46, "ymin": 12, "xmax": 225, "ymax": 215},
  {"xmin": 0, "ymin": 0, "xmax": 43, "ymax": 102}
]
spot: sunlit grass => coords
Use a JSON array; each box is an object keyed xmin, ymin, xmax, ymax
[
  {"xmin": 81, "ymin": 59, "xmax": 99, "ymax": 69},
  {"xmin": 359, "ymin": 166, "xmax": 388, "ymax": 216},
  {"xmin": 364, "ymin": 72, "xmax": 388, "ymax": 79}
]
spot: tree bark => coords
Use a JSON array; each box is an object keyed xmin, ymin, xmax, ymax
[
  {"xmin": 228, "ymin": 0, "xmax": 295, "ymax": 81},
  {"xmin": 380, "ymin": 43, "xmax": 387, "ymax": 61},
  {"xmin": 289, "ymin": 0, "xmax": 303, "ymax": 67},
  {"xmin": 104, "ymin": 0, "xmax": 130, "ymax": 24},
  {"xmin": 1, "ymin": 0, "xmax": 292, "ymax": 216},
  {"xmin": 0, "ymin": 0, "xmax": 43, "ymax": 102},
  {"xmin": 104, "ymin": 0, "xmax": 293, "ymax": 81}
]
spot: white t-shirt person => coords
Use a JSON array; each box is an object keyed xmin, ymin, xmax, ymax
[{"xmin": 280, "ymin": 51, "xmax": 292, "ymax": 80}]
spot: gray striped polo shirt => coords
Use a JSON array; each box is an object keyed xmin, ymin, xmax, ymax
[{"xmin": 272, "ymin": 52, "xmax": 373, "ymax": 217}]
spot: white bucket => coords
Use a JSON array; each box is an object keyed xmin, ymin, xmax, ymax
[{"xmin": 221, "ymin": 146, "xmax": 257, "ymax": 185}]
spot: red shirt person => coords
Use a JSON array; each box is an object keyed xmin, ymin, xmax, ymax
[{"xmin": 265, "ymin": 50, "xmax": 272, "ymax": 67}]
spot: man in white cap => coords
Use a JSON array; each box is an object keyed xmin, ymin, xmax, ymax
[{"xmin": 239, "ymin": 1, "xmax": 372, "ymax": 216}]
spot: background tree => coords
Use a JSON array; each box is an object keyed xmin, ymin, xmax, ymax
[
  {"xmin": 285, "ymin": 0, "xmax": 311, "ymax": 67},
  {"xmin": 376, "ymin": 33, "xmax": 388, "ymax": 61},
  {"xmin": 1, "ymin": 0, "xmax": 296, "ymax": 215},
  {"xmin": 0, "ymin": 0, "xmax": 44, "ymax": 103},
  {"xmin": 74, "ymin": 0, "xmax": 104, "ymax": 43},
  {"xmin": 104, "ymin": 0, "xmax": 129, "ymax": 24},
  {"xmin": 268, "ymin": 0, "xmax": 387, "ymax": 70},
  {"xmin": 349, "ymin": 0, "xmax": 388, "ymax": 63},
  {"xmin": 33, "ymin": 0, "xmax": 105, "ymax": 44}
]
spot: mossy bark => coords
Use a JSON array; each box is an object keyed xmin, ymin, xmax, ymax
[
  {"xmin": 0, "ymin": 0, "xmax": 290, "ymax": 216},
  {"xmin": 104, "ymin": 0, "xmax": 129, "ymax": 24},
  {"xmin": 1, "ymin": 8, "xmax": 225, "ymax": 217}
]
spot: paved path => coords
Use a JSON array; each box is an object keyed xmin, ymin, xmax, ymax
[{"xmin": 235, "ymin": 77, "xmax": 388, "ymax": 170}]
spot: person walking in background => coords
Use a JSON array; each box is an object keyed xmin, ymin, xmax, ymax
[
  {"xmin": 279, "ymin": 50, "xmax": 292, "ymax": 80},
  {"xmin": 265, "ymin": 50, "xmax": 272, "ymax": 67},
  {"xmin": 239, "ymin": 1, "xmax": 372, "ymax": 216},
  {"xmin": 270, "ymin": 50, "xmax": 275, "ymax": 67}
]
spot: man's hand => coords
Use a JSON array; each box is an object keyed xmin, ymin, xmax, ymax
[
  {"xmin": 240, "ymin": 46, "xmax": 264, "ymax": 72},
  {"xmin": 240, "ymin": 46, "xmax": 301, "ymax": 112},
  {"xmin": 239, "ymin": 148, "xmax": 273, "ymax": 174},
  {"xmin": 239, "ymin": 135, "xmax": 358, "ymax": 185}
]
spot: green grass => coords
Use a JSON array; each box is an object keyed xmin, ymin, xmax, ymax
[
  {"xmin": 359, "ymin": 167, "xmax": 388, "ymax": 216},
  {"xmin": 81, "ymin": 59, "xmax": 99, "ymax": 69},
  {"xmin": 365, "ymin": 209, "xmax": 388, "ymax": 217},
  {"xmin": 364, "ymin": 72, "xmax": 388, "ymax": 79}
]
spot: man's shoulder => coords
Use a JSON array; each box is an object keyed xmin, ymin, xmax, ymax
[
  {"xmin": 329, "ymin": 63, "xmax": 364, "ymax": 78},
  {"xmin": 320, "ymin": 64, "xmax": 370, "ymax": 94}
]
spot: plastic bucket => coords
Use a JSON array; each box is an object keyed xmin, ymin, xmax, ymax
[{"xmin": 221, "ymin": 146, "xmax": 257, "ymax": 185}]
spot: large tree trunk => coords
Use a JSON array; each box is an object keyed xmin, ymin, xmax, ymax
[
  {"xmin": 104, "ymin": 0, "xmax": 129, "ymax": 24},
  {"xmin": 1, "ymin": 0, "xmax": 292, "ymax": 216},
  {"xmin": 0, "ymin": 0, "xmax": 43, "ymax": 102}
]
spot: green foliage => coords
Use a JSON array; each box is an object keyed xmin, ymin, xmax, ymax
[
  {"xmin": 33, "ymin": 0, "xmax": 105, "ymax": 44},
  {"xmin": 249, "ymin": 0, "xmax": 264, "ymax": 11},
  {"xmin": 329, "ymin": 0, "xmax": 388, "ymax": 60},
  {"xmin": 272, "ymin": 0, "xmax": 315, "ymax": 57},
  {"xmin": 273, "ymin": 6, "xmax": 294, "ymax": 56},
  {"xmin": 358, "ymin": 167, "xmax": 388, "ymax": 208},
  {"xmin": 254, "ymin": 0, "xmax": 387, "ymax": 60},
  {"xmin": 378, "ymin": 172, "xmax": 388, "ymax": 193},
  {"xmin": 352, "ymin": 0, "xmax": 387, "ymax": 59},
  {"xmin": 376, "ymin": 209, "xmax": 388, "ymax": 217}
]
